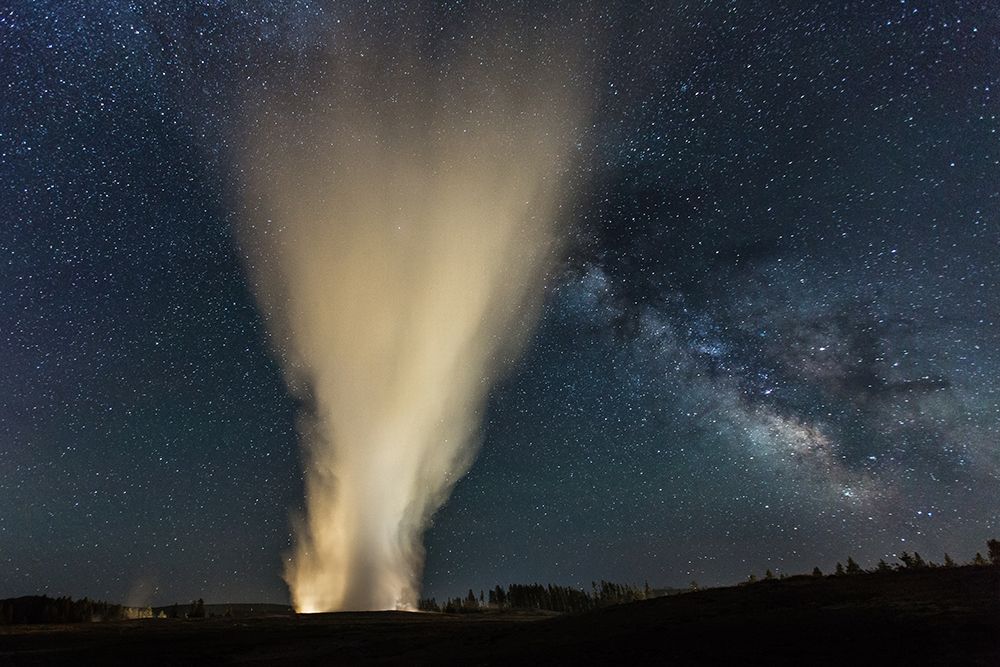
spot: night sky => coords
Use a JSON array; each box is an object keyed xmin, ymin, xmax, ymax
[{"xmin": 2, "ymin": 1, "xmax": 999, "ymax": 606}]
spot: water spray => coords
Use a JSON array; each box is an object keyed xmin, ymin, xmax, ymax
[{"xmin": 236, "ymin": 32, "xmax": 585, "ymax": 612}]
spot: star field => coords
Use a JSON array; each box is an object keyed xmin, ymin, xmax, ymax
[{"xmin": 1, "ymin": 1, "xmax": 998, "ymax": 605}]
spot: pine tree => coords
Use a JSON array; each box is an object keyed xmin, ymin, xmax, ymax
[
  {"xmin": 835, "ymin": 562, "xmax": 845, "ymax": 576},
  {"xmin": 875, "ymin": 559, "xmax": 891, "ymax": 573},
  {"xmin": 764, "ymin": 569, "xmax": 775, "ymax": 580},
  {"xmin": 987, "ymin": 539, "xmax": 1000, "ymax": 566},
  {"xmin": 943, "ymin": 553, "xmax": 956, "ymax": 568},
  {"xmin": 812, "ymin": 566, "xmax": 823, "ymax": 577},
  {"xmin": 188, "ymin": 599, "xmax": 205, "ymax": 619},
  {"xmin": 845, "ymin": 557, "xmax": 862, "ymax": 575},
  {"xmin": 973, "ymin": 552, "xmax": 988, "ymax": 566}
]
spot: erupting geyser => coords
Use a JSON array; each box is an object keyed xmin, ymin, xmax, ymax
[{"xmin": 235, "ymin": 33, "xmax": 585, "ymax": 612}]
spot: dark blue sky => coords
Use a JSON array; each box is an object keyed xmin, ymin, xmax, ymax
[{"xmin": 2, "ymin": 1, "xmax": 998, "ymax": 605}]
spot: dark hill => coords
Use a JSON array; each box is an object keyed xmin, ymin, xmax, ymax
[
  {"xmin": 489, "ymin": 565, "xmax": 1000, "ymax": 665},
  {"xmin": 1, "ymin": 566, "xmax": 997, "ymax": 665}
]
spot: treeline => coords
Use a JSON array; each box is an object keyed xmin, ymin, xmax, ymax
[
  {"xmin": 747, "ymin": 538, "xmax": 1000, "ymax": 582},
  {"xmin": 0, "ymin": 596, "xmax": 211, "ymax": 625},
  {"xmin": 418, "ymin": 580, "xmax": 650, "ymax": 614},
  {"xmin": 161, "ymin": 599, "xmax": 206, "ymax": 619},
  {"xmin": 422, "ymin": 539, "xmax": 1000, "ymax": 615},
  {"xmin": 0, "ymin": 596, "xmax": 127, "ymax": 624}
]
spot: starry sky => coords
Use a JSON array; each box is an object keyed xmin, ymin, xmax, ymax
[{"xmin": 2, "ymin": 1, "xmax": 998, "ymax": 606}]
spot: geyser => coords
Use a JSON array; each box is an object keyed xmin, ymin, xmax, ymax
[{"xmin": 236, "ymin": 34, "xmax": 585, "ymax": 612}]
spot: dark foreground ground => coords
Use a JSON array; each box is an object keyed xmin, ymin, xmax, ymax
[{"xmin": 2, "ymin": 566, "xmax": 998, "ymax": 665}]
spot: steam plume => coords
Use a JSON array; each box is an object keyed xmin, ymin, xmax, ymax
[{"xmin": 235, "ymin": 32, "xmax": 585, "ymax": 611}]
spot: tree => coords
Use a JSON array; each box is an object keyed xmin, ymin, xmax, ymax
[
  {"xmin": 845, "ymin": 557, "xmax": 862, "ymax": 575},
  {"xmin": 987, "ymin": 539, "xmax": 1000, "ymax": 566},
  {"xmin": 188, "ymin": 599, "xmax": 205, "ymax": 619},
  {"xmin": 943, "ymin": 553, "xmax": 956, "ymax": 568},
  {"xmin": 973, "ymin": 552, "xmax": 988, "ymax": 566},
  {"xmin": 764, "ymin": 569, "xmax": 775, "ymax": 580},
  {"xmin": 875, "ymin": 559, "xmax": 891, "ymax": 573},
  {"xmin": 493, "ymin": 585, "xmax": 506, "ymax": 608},
  {"xmin": 835, "ymin": 562, "xmax": 845, "ymax": 576},
  {"xmin": 812, "ymin": 566, "xmax": 823, "ymax": 577}
]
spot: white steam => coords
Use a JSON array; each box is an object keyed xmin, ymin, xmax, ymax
[{"xmin": 236, "ymin": 38, "xmax": 585, "ymax": 611}]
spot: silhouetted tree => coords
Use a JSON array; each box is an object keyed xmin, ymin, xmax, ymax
[
  {"xmin": 987, "ymin": 539, "xmax": 1000, "ymax": 566},
  {"xmin": 973, "ymin": 552, "xmax": 988, "ymax": 566},
  {"xmin": 812, "ymin": 567, "xmax": 822, "ymax": 577},
  {"xmin": 764, "ymin": 569, "xmax": 775, "ymax": 580},
  {"xmin": 188, "ymin": 599, "xmax": 205, "ymax": 619},
  {"xmin": 835, "ymin": 562, "xmax": 845, "ymax": 576},
  {"xmin": 418, "ymin": 598, "xmax": 440, "ymax": 612},
  {"xmin": 846, "ymin": 557, "xmax": 862, "ymax": 575},
  {"xmin": 875, "ymin": 559, "xmax": 892, "ymax": 573},
  {"xmin": 943, "ymin": 553, "xmax": 956, "ymax": 568}
]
